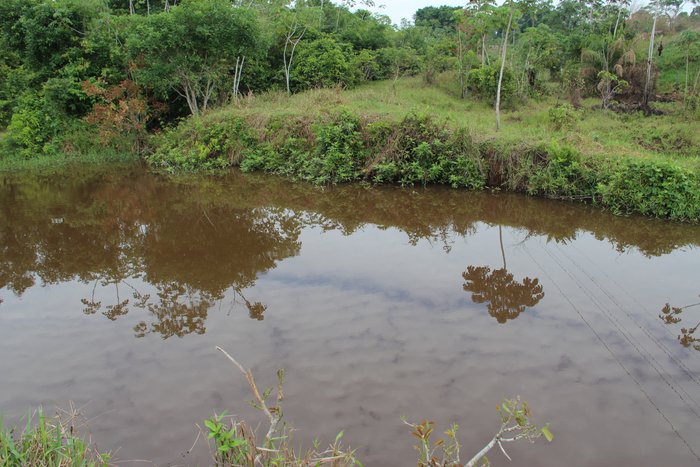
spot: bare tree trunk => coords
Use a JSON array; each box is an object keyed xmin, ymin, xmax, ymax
[
  {"xmin": 613, "ymin": 7, "xmax": 622, "ymax": 39},
  {"xmin": 458, "ymin": 32, "xmax": 467, "ymax": 99},
  {"xmin": 685, "ymin": 52, "xmax": 689, "ymax": 107},
  {"xmin": 164, "ymin": 0, "xmax": 170, "ymax": 12},
  {"xmin": 283, "ymin": 24, "xmax": 305, "ymax": 96},
  {"xmin": 482, "ymin": 34, "xmax": 486, "ymax": 66},
  {"xmin": 232, "ymin": 56, "xmax": 245, "ymax": 102},
  {"xmin": 643, "ymin": 14, "xmax": 657, "ymax": 106},
  {"xmin": 129, "ymin": 0, "xmax": 135, "ymax": 14},
  {"xmin": 495, "ymin": 10, "xmax": 513, "ymax": 131}
]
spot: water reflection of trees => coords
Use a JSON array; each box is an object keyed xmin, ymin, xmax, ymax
[
  {"xmin": 659, "ymin": 296, "xmax": 700, "ymax": 351},
  {"xmin": 0, "ymin": 170, "xmax": 301, "ymax": 337},
  {"xmin": 2, "ymin": 169, "xmax": 697, "ymax": 336}
]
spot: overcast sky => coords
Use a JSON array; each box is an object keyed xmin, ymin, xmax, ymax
[{"xmin": 365, "ymin": 1, "xmax": 466, "ymax": 26}]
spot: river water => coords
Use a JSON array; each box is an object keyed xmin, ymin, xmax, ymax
[{"xmin": 1, "ymin": 167, "xmax": 700, "ymax": 466}]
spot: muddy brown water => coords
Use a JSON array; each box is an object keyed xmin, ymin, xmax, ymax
[{"xmin": 1, "ymin": 167, "xmax": 700, "ymax": 466}]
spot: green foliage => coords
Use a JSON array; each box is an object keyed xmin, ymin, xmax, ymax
[
  {"xmin": 527, "ymin": 143, "xmax": 601, "ymax": 198},
  {"xmin": 405, "ymin": 396, "xmax": 552, "ymax": 467},
  {"xmin": 600, "ymin": 159, "xmax": 700, "ymax": 220},
  {"xmin": 4, "ymin": 93, "xmax": 62, "ymax": 158},
  {"xmin": 0, "ymin": 408, "xmax": 111, "ymax": 466},
  {"xmin": 149, "ymin": 116, "xmax": 258, "ymax": 171},
  {"xmin": 367, "ymin": 115, "xmax": 485, "ymax": 188},
  {"xmin": 242, "ymin": 112, "xmax": 365, "ymax": 184},
  {"xmin": 126, "ymin": 0, "xmax": 261, "ymax": 114},
  {"xmin": 548, "ymin": 103, "xmax": 579, "ymax": 131},
  {"xmin": 467, "ymin": 65, "xmax": 515, "ymax": 105},
  {"xmin": 204, "ymin": 413, "xmax": 250, "ymax": 466},
  {"xmin": 292, "ymin": 36, "xmax": 355, "ymax": 91}
]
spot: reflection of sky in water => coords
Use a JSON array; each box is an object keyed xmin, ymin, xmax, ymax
[{"xmin": 1, "ymin": 172, "xmax": 700, "ymax": 466}]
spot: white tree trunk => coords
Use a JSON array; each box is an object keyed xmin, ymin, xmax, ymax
[
  {"xmin": 495, "ymin": 11, "xmax": 513, "ymax": 131},
  {"xmin": 643, "ymin": 14, "xmax": 657, "ymax": 106}
]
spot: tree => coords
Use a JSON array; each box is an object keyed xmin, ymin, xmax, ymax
[
  {"xmin": 126, "ymin": 0, "xmax": 261, "ymax": 115},
  {"xmin": 677, "ymin": 30, "xmax": 700, "ymax": 106},
  {"xmin": 660, "ymin": 0, "xmax": 695, "ymax": 31},
  {"xmin": 414, "ymin": 5, "xmax": 462, "ymax": 33},
  {"xmin": 283, "ymin": 19, "xmax": 306, "ymax": 96},
  {"xmin": 644, "ymin": 0, "xmax": 664, "ymax": 107},
  {"xmin": 292, "ymin": 36, "xmax": 354, "ymax": 90},
  {"xmin": 495, "ymin": 4, "xmax": 520, "ymax": 130}
]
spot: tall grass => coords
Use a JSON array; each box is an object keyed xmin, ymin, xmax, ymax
[{"xmin": 0, "ymin": 407, "xmax": 110, "ymax": 467}]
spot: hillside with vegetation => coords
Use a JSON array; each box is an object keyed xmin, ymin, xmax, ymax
[{"xmin": 1, "ymin": 0, "xmax": 700, "ymax": 220}]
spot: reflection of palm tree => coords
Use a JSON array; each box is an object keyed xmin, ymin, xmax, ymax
[
  {"xmin": 462, "ymin": 225, "xmax": 544, "ymax": 323},
  {"xmin": 659, "ymin": 296, "xmax": 700, "ymax": 351},
  {"xmin": 462, "ymin": 266, "xmax": 544, "ymax": 323}
]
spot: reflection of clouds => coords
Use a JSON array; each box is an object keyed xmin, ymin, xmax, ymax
[{"xmin": 2, "ymin": 171, "xmax": 700, "ymax": 466}]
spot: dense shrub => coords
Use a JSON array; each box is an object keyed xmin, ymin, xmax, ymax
[
  {"xmin": 547, "ymin": 103, "xmax": 578, "ymax": 131},
  {"xmin": 4, "ymin": 93, "xmax": 62, "ymax": 158},
  {"xmin": 148, "ymin": 116, "xmax": 258, "ymax": 171},
  {"xmin": 467, "ymin": 65, "xmax": 515, "ymax": 105},
  {"xmin": 365, "ymin": 114, "xmax": 485, "ymax": 188},
  {"xmin": 526, "ymin": 143, "xmax": 602, "ymax": 198},
  {"xmin": 599, "ymin": 159, "xmax": 700, "ymax": 221},
  {"xmin": 292, "ymin": 37, "xmax": 356, "ymax": 91},
  {"xmin": 146, "ymin": 110, "xmax": 700, "ymax": 222},
  {"xmin": 242, "ymin": 112, "xmax": 365, "ymax": 184}
]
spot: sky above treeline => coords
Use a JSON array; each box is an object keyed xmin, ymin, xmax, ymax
[
  {"xmin": 364, "ymin": 0, "xmax": 466, "ymax": 26},
  {"xmin": 362, "ymin": 0, "xmax": 659, "ymax": 27}
]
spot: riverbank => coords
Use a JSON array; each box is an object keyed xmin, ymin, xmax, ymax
[
  {"xmin": 147, "ymin": 78, "xmax": 700, "ymax": 222},
  {"xmin": 2, "ymin": 77, "xmax": 699, "ymax": 222}
]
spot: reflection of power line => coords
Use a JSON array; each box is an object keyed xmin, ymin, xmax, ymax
[
  {"xmin": 570, "ymin": 241, "xmax": 700, "ymax": 361},
  {"xmin": 553, "ymin": 243, "xmax": 700, "ymax": 397},
  {"xmin": 522, "ymin": 244, "xmax": 700, "ymax": 464},
  {"xmin": 542, "ymin": 244, "xmax": 700, "ymax": 418}
]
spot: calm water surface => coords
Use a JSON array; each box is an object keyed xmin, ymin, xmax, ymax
[{"xmin": 1, "ymin": 168, "xmax": 700, "ymax": 466}]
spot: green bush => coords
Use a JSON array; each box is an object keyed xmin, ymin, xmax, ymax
[
  {"xmin": 242, "ymin": 111, "xmax": 364, "ymax": 184},
  {"xmin": 148, "ymin": 116, "xmax": 258, "ymax": 171},
  {"xmin": 527, "ymin": 143, "xmax": 601, "ymax": 198},
  {"xmin": 467, "ymin": 65, "xmax": 515, "ymax": 105},
  {"xmin": 547, "ymin": 103, "xmax": 578, "ymax": 131},
  {"xmin": 4, "ymin": 93, "xmax": 62, "ymax": 158},
  {"xmin": 292, "ymin": 36, "xmax": 355, "ymax": 91},
  {"xmin": 599, "ymin": 159, "xmax": 700, "ymax": 221},
  {"xmin": 366, "ymin": 114, "xmax": 485, "ymax": 188}
]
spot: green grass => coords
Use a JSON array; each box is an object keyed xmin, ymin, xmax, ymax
[
  {"xmin": 0, "ymin": 408, "xmax": 110, "ymax": 466},
  {"xmin": 223, "ymin": 74, "xmax": 700, "ymax": 169},
  {"xmin": 0, "ymin": 148, "xmax": 140, "ymax": 173}
]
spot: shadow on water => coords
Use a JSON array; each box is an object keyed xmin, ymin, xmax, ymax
[{"xmin": 1, "ymin": 167, "xmax": 699, "ymax": 338}]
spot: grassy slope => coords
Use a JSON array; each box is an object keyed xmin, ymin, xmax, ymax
[{"xmin": 221, "ymin": 74, "xmax": 699, "ymax": 169}]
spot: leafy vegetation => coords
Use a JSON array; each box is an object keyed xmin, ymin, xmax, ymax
[
  {"xmin": 0, "ymin": 0, "xmax": 699, "ymax": 222},
  {"xmin": 0, "ymin": 407, "xmax": 110, "ymax": 466}
]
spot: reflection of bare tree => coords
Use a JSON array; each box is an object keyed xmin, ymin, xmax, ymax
[
  {"xmin": 462, "ymin": 266, "xmax": 545, "ymax": 323},
  {"xmin": 234, "ymin": 287, "xmax": 267, "ymax": 321},
  {"xmin": 134, "ymin": 283, "xmax": 217, "ymax": 339},
  {"xmin": 659, "ymin": 296, "xmax": 700, "ymax": 351},
  {"xmin": 79, "ymin": 279, "xmax": 268, "ymax": 338}
]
